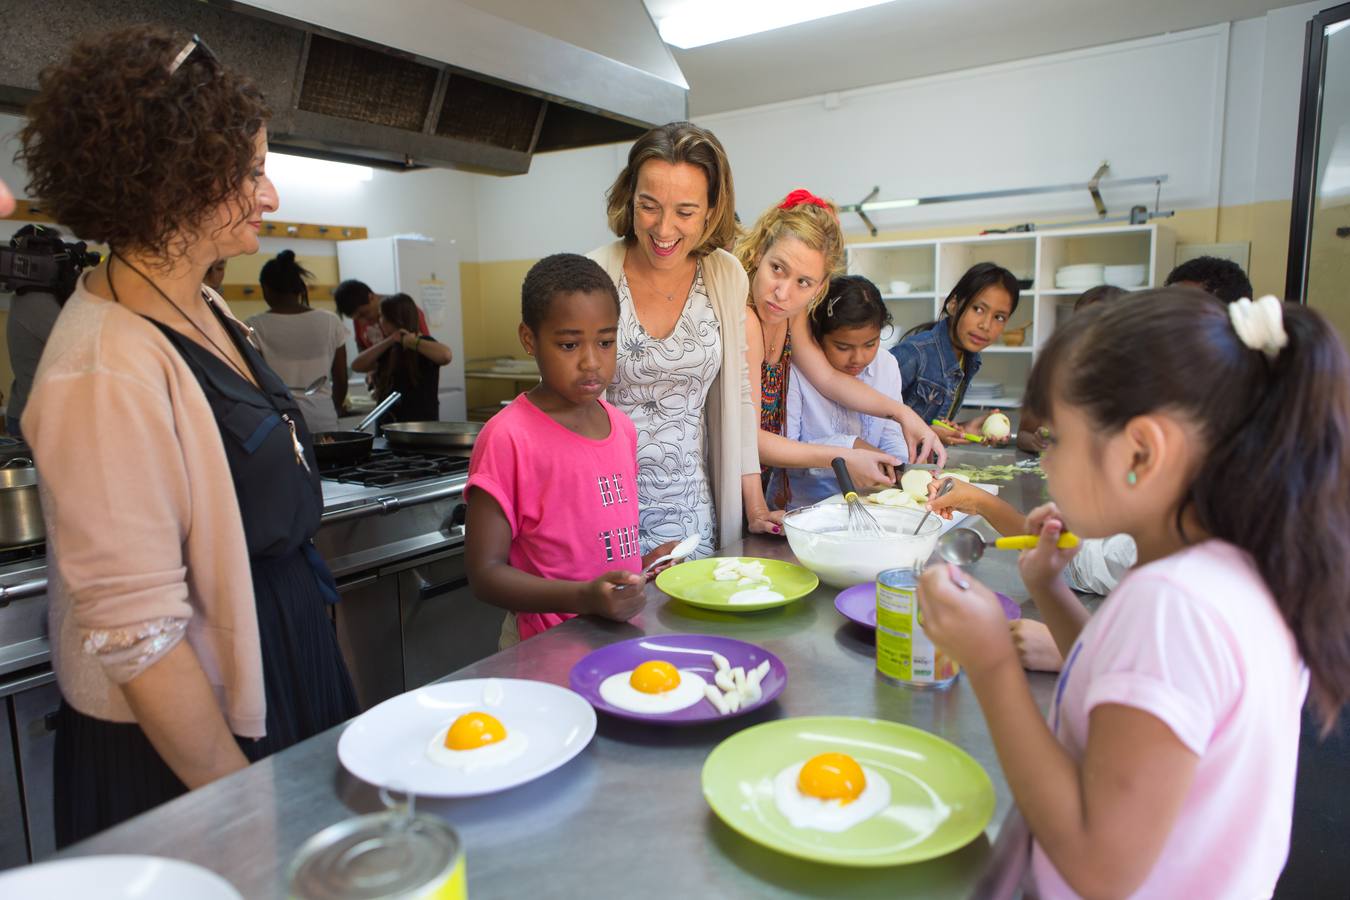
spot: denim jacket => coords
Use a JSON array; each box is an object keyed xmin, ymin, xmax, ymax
[{"xmin": 890, "ymin": 319, "xmax": 981, "ymax": 424}]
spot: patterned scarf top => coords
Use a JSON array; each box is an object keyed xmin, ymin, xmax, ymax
[{"xmin": 760, "ymin": 327, "xmax": 793, "ymax": 442}]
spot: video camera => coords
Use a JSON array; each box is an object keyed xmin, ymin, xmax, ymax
[{"xmin": 0, "ymin": 225, "xmax": 101, "ymax": 295}]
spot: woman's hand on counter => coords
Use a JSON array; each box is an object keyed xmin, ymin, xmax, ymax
[
  {"xmin": 582, "ymin": 571, "xmax": 646, "ymax": 622},
  {"xmin": 746, "ymin": 507, "xmax": 785, "ymax": 536}
]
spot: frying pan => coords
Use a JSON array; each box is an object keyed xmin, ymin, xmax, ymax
[
  {"xmin": 312, "ymin": 391, "xmax": 402, "ymax": 468},
  {"xmin": 381, "ymin": 421, "xmax": 485, "ymax": 450}
]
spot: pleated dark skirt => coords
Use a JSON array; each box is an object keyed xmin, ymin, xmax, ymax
[{"xmin": 53, "ymin": 550, "xmax": 358, "ymax": 848}]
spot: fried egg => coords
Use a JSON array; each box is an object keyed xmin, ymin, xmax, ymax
[
  {"xmin": 727, "ymin": 587, "xmax": 786, "ymax": 606},
  {"xmin": 426, "ymin": 710, "xmax": 528, "ymax": 772},
  {"xmin": 772, "ymin": 752, "xmax": 891, "ymax": 832},
  {"xmin": 598, "ymin": 659, "xmax": 708, "ymax": 714}
]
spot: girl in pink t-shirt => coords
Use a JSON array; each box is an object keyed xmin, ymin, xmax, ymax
[
  {"xmin": 917, "ymin": 289, "xmax": 1350, "ymax": 898},
  {"xmin": 466, "ymin": 254, "xmax": 676, "ymax": 642}
]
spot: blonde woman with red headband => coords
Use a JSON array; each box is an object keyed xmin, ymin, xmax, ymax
[{"xmin": 735, "ymin": 190, "xmax": 943, "ymax": 523}]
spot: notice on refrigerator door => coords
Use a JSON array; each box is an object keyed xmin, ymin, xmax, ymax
[{"xmin": 418, "ymin": 279, "xmax": 449, "ymax": 331}]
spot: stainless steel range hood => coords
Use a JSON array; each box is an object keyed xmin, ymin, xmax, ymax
[{"xmin": 0, "ymin": 0, "xmax": 687, "ymax": 175}]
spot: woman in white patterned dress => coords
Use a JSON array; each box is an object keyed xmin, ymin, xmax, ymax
[{"xmin": 589, "ymin": 122, "xmax": 760, "ymax": 556}]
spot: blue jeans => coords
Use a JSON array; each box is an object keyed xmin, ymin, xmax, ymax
[{"xmin": 5, "ymin": 417, "xmax": 21, "ymax": 440}]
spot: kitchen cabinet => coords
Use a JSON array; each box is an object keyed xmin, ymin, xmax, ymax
[{"xmin": 847, "ymin": 223, "xmax": 1175, "ymax": 408}]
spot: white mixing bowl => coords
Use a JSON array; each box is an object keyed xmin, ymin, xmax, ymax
[{"xmin": 782, "ymin": 503, "xmax": 942, "ymax": 589}]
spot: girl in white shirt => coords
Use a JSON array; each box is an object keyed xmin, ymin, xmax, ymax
[
  {"xmin": 246, "ymin": 250, "xmax": 348, "ymax": 433},
  {"xmin": 774, "ymin": 275, "xmax": 908, "ymax": 507}
]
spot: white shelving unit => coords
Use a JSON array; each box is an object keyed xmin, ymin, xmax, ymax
[{"xmin": 848, "ymin": 224, "xmax": 1175, "ymax": 409}]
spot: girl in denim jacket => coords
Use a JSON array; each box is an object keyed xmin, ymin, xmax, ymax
[{"xmin": 891, "ymin": 262, "xmax": 1019, "ymax": 444}]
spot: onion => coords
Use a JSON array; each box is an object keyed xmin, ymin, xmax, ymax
[
  {"xmin": 899, "ymin": 468, "xmax": 934, "ymax": 501},
  {"xmin": 982, "ymin": 412, "xmax": 1012, "ymax": 440}
]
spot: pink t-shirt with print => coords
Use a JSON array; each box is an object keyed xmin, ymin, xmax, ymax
[
  {"xmin": 1032, "ymin": 540, "xmax": 1307, "ymax": 898},
  {"xmin": 466, "ymin": 394, "xmax": 641, "ymax": 640}
]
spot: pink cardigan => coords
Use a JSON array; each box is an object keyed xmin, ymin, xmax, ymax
[{"xmin": 24, "ymin": 277, "xmax": 266, "ymax": 737}]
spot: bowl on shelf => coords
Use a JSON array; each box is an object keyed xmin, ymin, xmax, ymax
[
  {"xmin": 887, "ymin": 280, "xmax": 913, "ymax": 296},
  {"xmin": 1001, "ymin": 326, "xmax": 1028, "ymax": 347},
  {"xmin": 1054, "ymin": 264, "xmax": 1105, "ymax": 289},
  {"xmin": 782, "ymin": 503, "xmax": 942, "ymax": 589},
  {"xmin": 1103, "ymin": 264, "xmax": 1147, "ymax": 288}
]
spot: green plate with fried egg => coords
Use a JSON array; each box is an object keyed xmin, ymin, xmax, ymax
[{"xmin": 702, "ymin": 716, "xmax": 995, "ymax": 867}]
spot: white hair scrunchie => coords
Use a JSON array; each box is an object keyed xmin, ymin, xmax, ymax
[{"xmin": 1228, "ymin": 295, "xmax": 1289, "ymax": 360}]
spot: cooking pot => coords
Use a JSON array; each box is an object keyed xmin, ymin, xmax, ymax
[
  {"xmin": 382, "ymin": 421, "xmax": 485, "ymax": 450},
  {"xmin": 0, "ymin": 461, "xmax": 44, "ymax": 548}
]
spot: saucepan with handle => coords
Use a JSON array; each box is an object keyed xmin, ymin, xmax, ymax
[{"xmin": 312, "ymin": 391, "xmax": 402, "ymax": 468}]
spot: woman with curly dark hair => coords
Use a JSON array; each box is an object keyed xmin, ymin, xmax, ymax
[{"xmin": 17, "ymin": 26, "xmax": 357, "ymax": 843}]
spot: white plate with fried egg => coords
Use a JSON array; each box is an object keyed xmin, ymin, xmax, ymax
[{"xmin": 337, "ymin": 678, "xmax": 596, "ymax": 797}]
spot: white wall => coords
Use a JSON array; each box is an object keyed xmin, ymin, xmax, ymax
[
  {"xmin": 472, "ymin": 143, "xmax": 625, "ymax": 262},
  {"xmin": 472, "ymin": 5, "xmax": 1324, "ymax": 260},
  {"xmin": 702, "ymin": 25, "xmax": 1230, "ymax": 233},
  {"xmin": 3, "ymin": 2, "xmax": 1328, "ymax": 262}
]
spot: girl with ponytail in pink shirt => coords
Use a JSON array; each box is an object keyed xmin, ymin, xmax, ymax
[{"xmin": 918, "ymin": 287, "xmax": 1350, "ymax": 898}]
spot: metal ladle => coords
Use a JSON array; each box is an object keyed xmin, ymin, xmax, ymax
[
  {"xmin": 938, "ymin": 526, "xmax": 1080, "ymax": 565},
  {"xmin": 302, "ymin": 375, "xmax": 329, "ymax": 396}
]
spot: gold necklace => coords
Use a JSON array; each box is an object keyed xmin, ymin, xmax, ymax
[
  {"xmin": 763, "ymin": 321, "xmax": 788, "ymax": 359},
  {"xmin": 630, "ymin": 262, "xmax": 692, "ymax": 303}
]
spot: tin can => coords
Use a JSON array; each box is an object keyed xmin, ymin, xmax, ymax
[
  {"xmin": 875, "ymin": 567, "xmax": 959, "ymax": 689},
  {"xmin": 289, "ymin": 809, "xmax": 466, "ymax": 900}
]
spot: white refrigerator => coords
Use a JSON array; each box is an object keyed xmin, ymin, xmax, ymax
[{"xmin": 336, "ymin": 236, "xmax": 467, "ymax": 421}]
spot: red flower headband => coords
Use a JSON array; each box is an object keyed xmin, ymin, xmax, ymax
[{"xmin": 777, "ymin": 188, "xmax": 832, "ymax": 212}]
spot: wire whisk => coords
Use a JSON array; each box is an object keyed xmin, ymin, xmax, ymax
[{"xmin": 830, "ymin": 457, "xmax": 886, "ymax": 538}]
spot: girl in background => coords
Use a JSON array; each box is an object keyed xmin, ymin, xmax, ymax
[
  {"xmin": 774, "ymin": 275, "xmax": 906, "ymax": 507},
  {"xmin": 892, "ymin": 262, "xmax": 1019, "ymax": 444},
  {"xmin": 917, "ymin": 289, "xmax": 1350, "ymax": 897},
  {"xmin": 247, "ymin": 250, "xmax": 348, "ymax": 432},
  {"xmin": 352, "ymin": 292, "xmax": 452, "ymax": 424}
]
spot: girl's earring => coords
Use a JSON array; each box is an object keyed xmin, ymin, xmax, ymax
[{"xmin": 1126, "ymin": 470, "xmax": 1138, "ymax": 486}]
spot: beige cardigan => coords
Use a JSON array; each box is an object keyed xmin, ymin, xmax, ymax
[
  {"xmin": 589, "ymin": 241, "xmax": 758, "ymax": 548},
  {"xmin": 23, "ymin": 278, "xmax": 266, "ymax": 737}
]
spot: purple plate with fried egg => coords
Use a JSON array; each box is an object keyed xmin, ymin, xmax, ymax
[{"xmin": 569, "ymin": 634, "xmax": 787, "ymax": 725}]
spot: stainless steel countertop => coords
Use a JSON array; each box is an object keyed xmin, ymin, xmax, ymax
[{"xmin": 60, "ymin": 451, "xmax": 1056, "ymax": 898}]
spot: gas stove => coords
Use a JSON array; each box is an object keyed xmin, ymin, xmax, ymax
[{"xmin": 321, "ymin": 449, "xmax": 469, "ymax": 488}]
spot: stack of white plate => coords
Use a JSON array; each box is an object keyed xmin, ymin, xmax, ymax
[
  {"xmin": 1103, "ymin": 264, "xmax": 1147, "ymax": 288},
  {"xmin": 966, "ymin": 380, "xmax": 1003, "ymax": 401},
  {"xmin": 1054, "ymin": 264, "xmax": 1105, "ymax": 290}
]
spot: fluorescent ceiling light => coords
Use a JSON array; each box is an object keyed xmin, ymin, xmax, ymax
[
  {"xmin": 266, "ymin": 152, "xmax": 373, "ymax": 188},
  {"xmin": 860, "ymin": 198, "xmax": 919, "ymax": 211},
  {"xmin": 658, "ymin": 0, "xmax": 898, "ymax": 50}
]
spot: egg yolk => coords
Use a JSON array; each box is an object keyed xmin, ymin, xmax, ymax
[
  {"xmin": 797, "ymin": 753, "xmax": 866, "ymax": 805},
  {"xmin": 444, "ymin": 711, "xmax": 507, "ymax": 751},
  {"xmin": 629, "ymin": 660, "xmax": 681, "ymax": 694}
]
